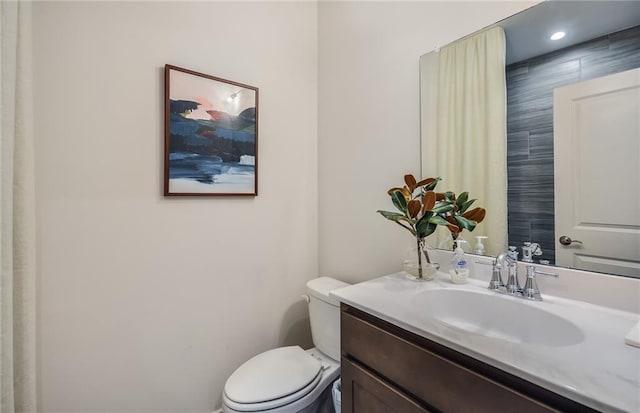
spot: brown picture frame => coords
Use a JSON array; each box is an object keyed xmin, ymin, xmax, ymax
[{"xmin": 164, "ymin": 64, "xmax": 259, "ymax": 196}]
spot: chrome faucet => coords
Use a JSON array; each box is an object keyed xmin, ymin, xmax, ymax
[
  {"xmin": 499, "ymin": 246, "xmax": 521, "ymax": 295},
  {"xmin": 475, "ymin": 259, "xmax": 504, "ymax": 291},
  {"xmin": 522, "ymin": 265, "xmax": 559, "ymax": 301},
  {"xmin": 481, "ymin": 259, "xmax": 504, "ymax": 291},
  {"xmin": 522, "ymin": 242, "xmax": 543, "ymax": 263},
  {"xmin": 482, "ymin": 251, "xmax": 560, "ymax": 301}
]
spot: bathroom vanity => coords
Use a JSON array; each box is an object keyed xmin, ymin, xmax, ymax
[
  {"xmin": 331, "ymin": 272, "xmax": 640, "ymax": 413},
  {"xmin": 340, "ymin": 303, "xmax": 592, "ymax": 413}
]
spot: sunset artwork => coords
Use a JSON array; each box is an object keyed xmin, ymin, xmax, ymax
[{"xmin": 164, "ymin": 65, "xmax": 258, "ymax": 196}]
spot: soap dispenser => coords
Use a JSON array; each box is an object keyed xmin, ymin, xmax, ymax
[
  {"xmin": 449, "ymin": 240, "xmax": 469, "ymax": 284},
  {"xmin": 474, "ymin": 236, "xmax": 488, "ymax": 255}
]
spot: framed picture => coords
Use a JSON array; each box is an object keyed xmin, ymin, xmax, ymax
[{"xmin": 164, "ymin": 65, "xmax": 259, "ymax": 196}]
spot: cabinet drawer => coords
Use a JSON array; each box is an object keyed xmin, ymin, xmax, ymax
[
  {"xmin": 341, "ymin": 307, "xmax": 561, "ymax": 413},
  {"xmin": 341, "ymin": 357, "xmax": 433, "ymax": 413}
]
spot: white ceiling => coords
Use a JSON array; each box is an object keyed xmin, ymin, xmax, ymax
[{"xmin": 500, "ymin": 0, "xmax": 640, "ymax": 65}]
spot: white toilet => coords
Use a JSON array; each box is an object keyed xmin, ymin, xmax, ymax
[{"xmin": 222, "ymin": 277, "xmax": 349, "ymax": 413}]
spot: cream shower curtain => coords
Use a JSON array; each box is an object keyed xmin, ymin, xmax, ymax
[
  {"xmin": 1, "ymin": 1, "xmax": 37, "ymax": 412},
  {"xmin": 432, "ymin": 26, "xmax": 507, "ymax": 254}
]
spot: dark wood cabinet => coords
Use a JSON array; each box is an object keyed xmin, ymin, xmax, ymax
[
  {"xmin": 340, "ymin": 303, "xmax": 599, "ymax": 413},
  {"xmin": 341, "ymin": 357, "xmax": 432, "ymax": 413}
]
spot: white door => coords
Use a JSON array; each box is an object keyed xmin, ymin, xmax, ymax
[{"xmin": 554, "ymin": 68, "xmax": 640, "ymax": 278}]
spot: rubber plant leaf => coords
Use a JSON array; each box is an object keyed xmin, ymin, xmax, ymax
[
  {"xmin": 459, "ymin": 199, "xmax": 476, "ymax": 214},
  {"xmin": 422, "ymin": 177, "xmax": 441, "ymax": 191},
  {"xmin": 377, "ymin": 210, "xmax": 416, "ymax": 235},
  {"xmin": 421, "ymin": 191, "xmax": 436, "ymax": 214},
  {"xmin": 474, "ymin": 208, "xmax": 487, "ymax": 223},
  {"xmin": 424, "ymin": 223, "xmax": 438, "ymax": 238},
  {"xmin": 454, "ymin": 215, "xmax": 477, "ymax": 232},
  {"xmin": 387, "ymin": 187, "xmax": 411, "ymax": 200},
  {"xmin": 455, "ymin": 192, "xmax": 469, "ymax": 210},
  {"xmin": 415, "ymin": 211, "xmax": 433, "ymax": 235},
  {"xmin": 407, "ymin": 199, "xmax": 421, "ymax": 218},
  {"xmin": 416, "ymin": 177, "xmax": 437, "ymax": 188},
  {"xmin": 463, "ymin": 207, "xmax": 486, "ymax": 223},
  {"xmin": 377, "ymin": 210, "xmax": 406, "ymax": 220},
  {"xmin": 428, "ymin": 215, "xmax": 450, "ymax": 226},
  {"xmin": 404, "ymin": 174, "xmax": 417, "ymax": 193},
  {"xmin": 431, "ymin": 201, "xmax": 454, "ymax": 214},
  {"xmin": 416, "ymin": 219, "xmax": 437, "ymax": 238},
  {"xmin": 391, "ymin": 190, "xmax": 408, "ymax": 213},
  {"xmin": 447, "ymin": 224, "xmax": 461, "ymax": 234}
]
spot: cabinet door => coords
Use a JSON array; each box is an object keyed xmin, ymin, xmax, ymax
[
  {"xmin": 341, "ymin": 357, "xmax": 433, "ymax": 413},
  {"xmin": 342, "ymin": 308, "xmax": 565, "ymax": 413}
]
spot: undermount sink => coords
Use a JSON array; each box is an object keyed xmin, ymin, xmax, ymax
[{"xmin": 417, "ymin": 288, "xmax": 585, "ymax": 347}]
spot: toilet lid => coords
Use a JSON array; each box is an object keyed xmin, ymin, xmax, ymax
[{"xmin": 224, "ymin": 346, "xmax": 322, "ymax": 405}]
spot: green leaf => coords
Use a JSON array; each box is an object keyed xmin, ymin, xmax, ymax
[
  {"xmin": 423, "ymin": 177, "xmax": 440, "ymax": 191},
  {"xmin": 414, "ymin": 211, "xmax": 440, "ymax": 237},
  {"xmin": 454, "ymin": 215, "xmax": 477, "ymax": 232},
  {"xmin": 455, "ymin": 192, "xmax": 469, "ymax": 210},
  {"xmin": 431, "ymin": 201, "xmax": 454, "ymax": 214},
  {"xmin": 459, "ymin": 199, "xmax": 476, "ymax": 214},
  {"xmin": 377, "ymin": 210, "xmax": 406, "ymax": 220},
  {"xmin": 416, "ymin": 220, "xmax": 437, "ymax": 238},
  {"xmin": 377, "ymin": 211, "xmax": 416, "ymax": 236},
  {"xmin": 445, "ymin": 191, "xmax": 455, "ymax": 201},
  {"xmin": 415, "ymin": 212, "xmax": 431, "ymax": 235},
  {"xmin": 428, "ymin": 215, "xmax": 450, "ymax": 226},
  {"xmin": 377, "ymin": 210, "xmax": 413, "ymax": 225},
  {"xmin": 391, "ymin": 190, "xmax": 408, "ymax": 213}
]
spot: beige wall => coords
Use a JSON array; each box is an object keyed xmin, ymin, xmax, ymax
[
  {"xmin": 33, "ymin": 1, "xmax": 537, "ymax": 412},
  {"xmin": 33, "ymin": 2, "xmax": 317, "ymax": 411},
  {"xmin": 318, "ymin": 1, "xmax": 537, "ymax": 284}
]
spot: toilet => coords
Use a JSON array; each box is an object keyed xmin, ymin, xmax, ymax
[{"xmin": 222, "ymin": 277, "xmax": 349, "ymax": 413}]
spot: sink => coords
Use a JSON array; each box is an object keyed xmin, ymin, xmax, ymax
[{"xmin": 417, "ymin": 288, "xmax": 585, "ymax": 347}]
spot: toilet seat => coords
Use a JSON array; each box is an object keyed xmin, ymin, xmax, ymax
[{"xmin": 223, "ymin": 346, "xmax": 323, "ymax": 412}]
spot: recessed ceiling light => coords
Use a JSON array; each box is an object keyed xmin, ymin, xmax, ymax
[{"xmin": 550, "ymin": 31, "xmax": 566, "ymax": 41}]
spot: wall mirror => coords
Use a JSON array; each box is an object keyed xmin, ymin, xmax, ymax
[{"xmin": 420, "ymin": 0, "xmax": 640, "ymax": 278}]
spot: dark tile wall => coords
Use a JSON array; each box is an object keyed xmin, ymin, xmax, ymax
[{"xmin": 506, "ymin": 25, "xmax": 640, "ymax": 264}]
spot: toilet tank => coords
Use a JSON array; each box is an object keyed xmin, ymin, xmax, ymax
[{"xmin": 306, "ymin": 277, "xmax": 349, "ymax": 361}]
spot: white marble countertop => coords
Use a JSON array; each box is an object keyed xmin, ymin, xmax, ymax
[{"xmin": 330, "ymin": 272, "xmax": 640, "ymax": 413}]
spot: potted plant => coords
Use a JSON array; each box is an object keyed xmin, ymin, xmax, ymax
[
  {"xmin": 377, "ymin": 174, "xmax": 486, "ymax": 280},
  {"xmin": 377, "ymin": 175, "xmax": 450, "ymax": 280}
]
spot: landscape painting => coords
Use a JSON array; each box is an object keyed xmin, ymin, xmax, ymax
[{"xmin": 164, "ymin": 65, "xmax": 258, "ymax": 196}]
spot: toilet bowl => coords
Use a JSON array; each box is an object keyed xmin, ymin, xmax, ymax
[{"xmin": 222, "ymin": 277, "xmax": 349, "ymax": 413}]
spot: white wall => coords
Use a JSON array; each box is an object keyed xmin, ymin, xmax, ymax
[
  {"xmin": 318, "ymin": 1, "xmax": 538, "ymax": 284},
  {"xmin": 33, "ymin": 2, "xmax": 317, "ymax": 412}
]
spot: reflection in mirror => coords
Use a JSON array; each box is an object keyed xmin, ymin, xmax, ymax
[
  {"xmin": 423, "ymin": 27, "xmax": 508, "ymax": 259},
  {"xmin": 420, "ymin": 1, "xmax": 640, "ymax": 278}
]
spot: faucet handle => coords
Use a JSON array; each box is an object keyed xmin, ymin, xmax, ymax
[
  {"xmin": 476, "ymin": 261, "xmax": 504, "ymax": 270},
  {"xmin": 475, "ymin": 259, "xmax": 495, "ymax": 267},
  {"xmin": 523, "ymin": 265, "xmax": 559, "ymax": 301},
  {"xmin": 529, "ymin": 266, "xmax": 559, "ymax": 278},
  {"xmin": 476, "ymin": 259, "xmax": 506, "ymax": 291},
  {"xmin": 522, "ymin": 242, "xmax": 543, "ymax": 262}
]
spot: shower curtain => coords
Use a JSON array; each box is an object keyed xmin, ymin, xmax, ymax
[
  {"xmin": 431, "ymin": 26, "xmax": 508, "ymax": 255},
  {"xmin": 1, "ymin": 1, "xmax": 37, "ymax": 412}
]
